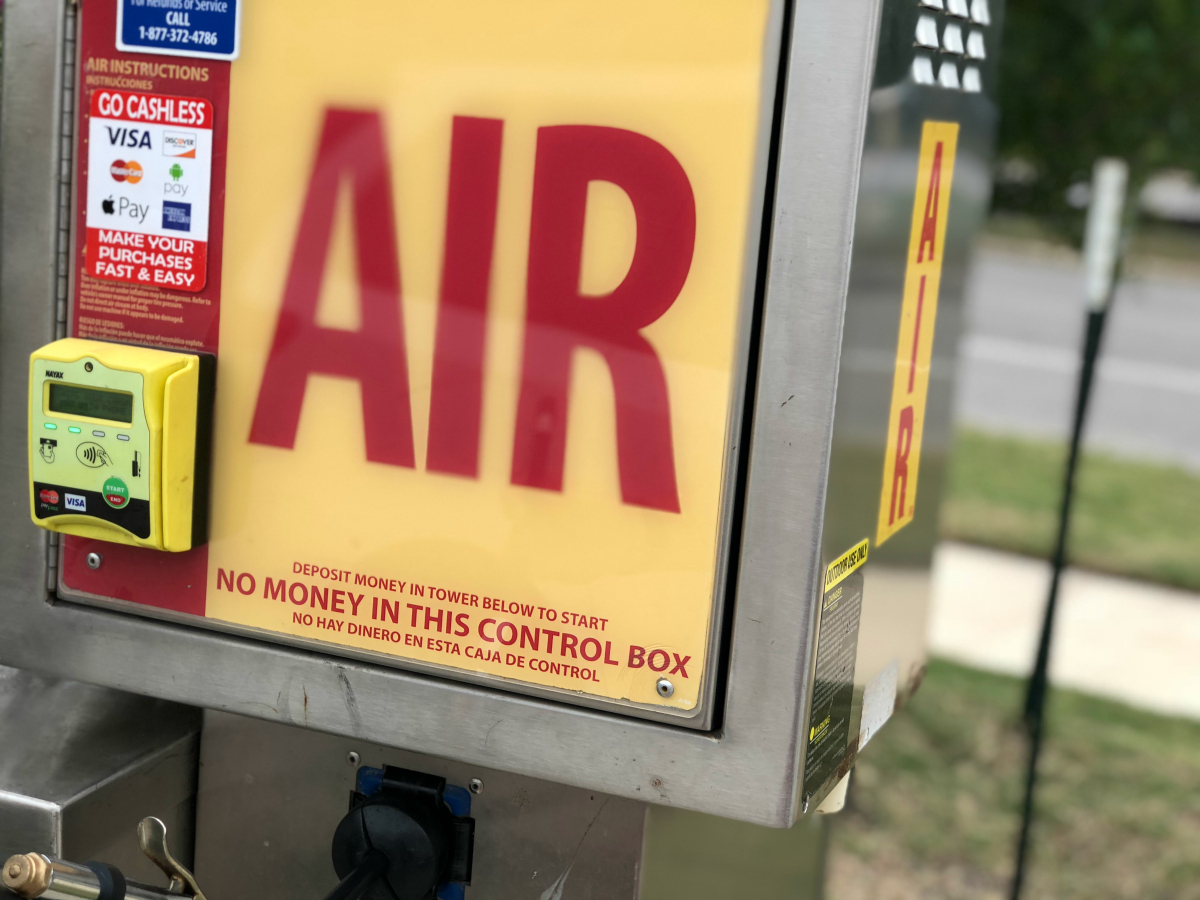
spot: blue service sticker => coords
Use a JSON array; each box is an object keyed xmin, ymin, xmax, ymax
[{"xmin": 117, "ymin": 0, "xmax": 241, "ymax": 61}]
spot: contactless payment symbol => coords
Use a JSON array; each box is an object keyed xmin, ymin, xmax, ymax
[
  {"xmin": 77, "ymin": 442, "xmax": 112, "ymax": 468},
  {"xmin": 103, "ymin": 476, "xmax": 129, "ymax": 509}
]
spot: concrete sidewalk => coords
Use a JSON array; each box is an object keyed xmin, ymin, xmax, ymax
[{"xmin": 928, "ymin": 542, "xmax": 1200, "ymax": 720}]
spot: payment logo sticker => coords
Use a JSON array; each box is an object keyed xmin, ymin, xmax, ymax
[
  {"xmin": 162, "ymin": 201, "xmax": 192, "ymax": 231},
  {"xmin": 110, "ymin": 159, "xmax": 144, "ymax": 183},
  {"xmin": 163, "ymin": 131, "xmax": 198, "ymax": 158},
  {"xmin": 85, "ymin": 91, "xmax": 213, "ymax": 292},
  {"xmin": 39, "ymin": 489, "xmax": 60, "ymax": 504},
  {"xmin": 65, "ymin": 493, "xmax": 86, "ymax": 511}
]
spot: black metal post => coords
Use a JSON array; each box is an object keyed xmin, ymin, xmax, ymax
[{"xmin": 1009, "ymin": 306, "xmax": 1108, "ymax": 900}]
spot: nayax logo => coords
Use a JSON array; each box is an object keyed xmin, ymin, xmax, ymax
[{"xmin": 110, "ymin": 159, "xmax": 144, "ymax": 183}]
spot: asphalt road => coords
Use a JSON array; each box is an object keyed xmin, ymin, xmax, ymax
[{"xmin": 954, "ymin": 245, "xmax": 1200, "ymax": 469}]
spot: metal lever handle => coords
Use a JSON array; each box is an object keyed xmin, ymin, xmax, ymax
[
  {"xmin": 2, "ymin": 817, "xmax": 207, "ymax": 900},
  {"xmin": 138, "ymin": 816, "xmax": 208, "ymax": 899},
  {"xmin": 321, "ymin": 849, "xmax": 390, "ymax": 900}
]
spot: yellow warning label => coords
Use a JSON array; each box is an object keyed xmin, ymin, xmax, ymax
[
  {"xmin": 824, "ymin": 538, "xmax": 869, "ymax": 593},
  {"xmin": 876, "ymin": 121, "xmax": 959, "ymax": 546}
]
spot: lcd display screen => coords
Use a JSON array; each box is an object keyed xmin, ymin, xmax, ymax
[{"xmin": 47, "ymin": 382, "xmax": 134, "ymax": 424}]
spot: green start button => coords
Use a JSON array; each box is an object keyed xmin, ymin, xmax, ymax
[{"xmin": 103, "ymin": 476, "xmax": 129, "ymax": 509}]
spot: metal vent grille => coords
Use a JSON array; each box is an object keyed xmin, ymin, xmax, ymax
[{"xmin": 910, "ymin": 0, "xmax": 989, "ymax": 92}]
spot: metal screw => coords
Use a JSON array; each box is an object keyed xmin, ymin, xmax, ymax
[
  {"xmin": 656, "ymin": 678, "xmax": 674, "ymax": 698},
  {"xmin": 346, "ymin": 751, "xmax": 360, "ymax": 767},
  {"xmin": 84, "ymin": 362, "xmax": 93, "ymax": 372},
  {"xmin": 86, "ymin": 552, "xmax": 102, "ymax": 570},
  {"xmin": 468, "ymin": 778, "xmax": 484, "ymax": 795}
]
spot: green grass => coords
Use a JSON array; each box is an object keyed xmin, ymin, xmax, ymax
[
  {"xmin": 827, "ymin": 430, "xmax": 1200, "ymax": 897},
  {"xmin": 827, "ymin": 659, "xmax": 1200, "ymax": 900},
  {"xmin": 941, "ymin": 429, "xmax": 1200, "ymax": 592}
]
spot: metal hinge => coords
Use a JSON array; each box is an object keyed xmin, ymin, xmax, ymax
[{"xmin": 46, "ymin": 0, "xmax": 79, "ymax": 595}]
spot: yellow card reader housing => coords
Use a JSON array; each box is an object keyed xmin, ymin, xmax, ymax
[{"xmin": 29, "ymin": 338, "xmax": 214, "ymax": 551}]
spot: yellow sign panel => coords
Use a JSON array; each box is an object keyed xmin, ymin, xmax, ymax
[
  {"xmin": 824, "ymin": 538, "xmax": 869, "ymax": 593},
  {"xmin": 202, "ymin": 0, "xmax": 777, "ymax": 712},
  {"xmin": 876, "ymin": 121, "xmax": 959, "ymax": 547}
]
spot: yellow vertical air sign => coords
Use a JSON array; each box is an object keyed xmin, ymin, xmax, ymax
[{"xmin": 876, "ymin": 121, "xmax": 958, "ymax": 546}]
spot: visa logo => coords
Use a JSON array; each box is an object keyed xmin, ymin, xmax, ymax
[
  {"xmin": 64, "ymin": 493, "xmax": 86, "ymax": 511},
  {"xmin": 107, "ymin": 126, "xmax": 152, "ymax": 150}
]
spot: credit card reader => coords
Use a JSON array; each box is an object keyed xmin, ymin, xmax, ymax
[{"xmin": 28, "ymin": 338, "xmax": 214, "ymax": 551}]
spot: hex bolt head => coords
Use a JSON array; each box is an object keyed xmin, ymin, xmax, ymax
[
  {"xmin": 346, "ymin": 751, "xmax": 360, "ymax": 767},
  {"xmin": 468, "ymin": 778, "xmax": 484, "ymax": 795},
  {"xmin": 656, "ymin": 678, "xmax": 674, "ymax": 698},
  {"xmin": 86, "ymin": 552, "xmax": 102, "ymax": 570}
]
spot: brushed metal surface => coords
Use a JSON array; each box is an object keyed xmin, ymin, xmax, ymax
[
  {"xmin": 641, "ymin": 807, "xmax": 828, "ymax": 899},
  {"xmin": 0, "ymin": 1, "xmax": 63, "ymax": 596},
  {"xmin": 194, "ymin": 711, "xmax": 645, "ymax": 900},
  {"xmin": 814, "ymin": 0, "xmax": 1003, "ymax": 806},
  {"xmin": 730, "ymin": 0, "xmax": 886, "ymax": 824},
  {"xmin": 0, "ymin": 0, "xmax": 923, "ymax": 826},
  {"xmin": 0, "ymin": 665, "xmax": 201, "ymax": 891}
]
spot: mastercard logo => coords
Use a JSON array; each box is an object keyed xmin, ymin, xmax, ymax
[
  {"xmin": 39, "ymin": 489, "xmax": 59, "ymax": 504},
  {"xmin": 110, "ymin": 159, "xmax": 144, "ymax": 184}
]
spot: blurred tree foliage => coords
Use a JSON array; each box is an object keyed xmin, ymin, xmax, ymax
[{"xmin": 994, "ymin": 0, "xmax": 1200, "ymax": 237}]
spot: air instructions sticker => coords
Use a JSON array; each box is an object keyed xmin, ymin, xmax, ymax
[{"xmin": 85, "ymin": 89, "xmax": 213, "ymax": 293}]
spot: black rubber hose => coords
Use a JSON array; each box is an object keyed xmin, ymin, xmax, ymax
[{"xmin": 321, "ymin": 850, "xmax": 390, "ymax": 900}]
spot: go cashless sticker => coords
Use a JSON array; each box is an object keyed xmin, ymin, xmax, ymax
[{"xmin": 85, "ymin": 89, "xmax": 214, "ymax": 293}]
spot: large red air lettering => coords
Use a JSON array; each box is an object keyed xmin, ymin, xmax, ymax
[
  {"xmin": 908, "ymin": 275, "xmax": 927, "ymax": 393},
  {"xmin": 510, "ymin": 126, "xmax": 694, "ymax": 513},
  {"xmin": 916, "ymin": 142, "xmax": 944, "ymax": 264},
  {"xmin": 249, "ymin": 108, "xmax": 415, "ymax": 467},
  {"xmin": 426, "ymin": 116, "xmax": 505, "ymax": 478},
  {"xmin": 888, "ymin": 406, "xmax": 915, "ymax": 525}
]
